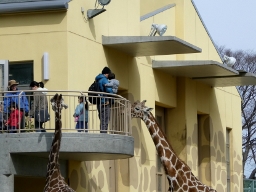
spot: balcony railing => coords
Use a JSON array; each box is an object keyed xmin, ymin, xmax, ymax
[{"xmin": 0, "ymin": 90, "xmax": 131, "ymax": 135}]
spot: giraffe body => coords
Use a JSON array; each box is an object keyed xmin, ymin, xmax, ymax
[
  {"xmin": 131, "ymin": 100, "xmax": 217, "ymax": 192},
  {"xmin": 44, "ymin": 94, "xmax": 75, "ymax": 192}
]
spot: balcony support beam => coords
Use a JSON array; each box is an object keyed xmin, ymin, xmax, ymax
[{"xmin": 0, "ymin": 174, "xmax": 14, "ymax": 192}]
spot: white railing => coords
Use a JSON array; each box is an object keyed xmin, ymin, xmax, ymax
[{"xmin": 0, "ymin": 90, "xmax": 131, "ymax": 135}]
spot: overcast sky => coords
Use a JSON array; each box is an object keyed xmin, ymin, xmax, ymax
[{"xmin": 193, "ymin": 0, "xmax": 256, "ymax": 52}]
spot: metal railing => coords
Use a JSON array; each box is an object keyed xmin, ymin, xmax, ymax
[
  {"xmin": 244, "ymin": 179, "xmax": 256, "ymax": 192},
  {"xmin": 0, "ymin": 90, "xmax": 131, "ymax": 135}
]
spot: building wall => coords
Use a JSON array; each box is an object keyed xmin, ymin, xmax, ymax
[{"xmin": 0, "ymin": 0, "xmax": 243, "ymax": 191}]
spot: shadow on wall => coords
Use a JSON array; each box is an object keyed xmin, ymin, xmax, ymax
[{"xmin": 88, "ymin": 19, "xmax": 96, "ymax": 40}]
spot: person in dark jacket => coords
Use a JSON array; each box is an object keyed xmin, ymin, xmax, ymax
[{"xmin": 95, "ymin": 67, "xmax": 113, "ymax": 133}]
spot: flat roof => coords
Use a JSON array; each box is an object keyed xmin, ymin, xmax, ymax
[
  {"xmin": 193, "ymin": 71, "xmax": 256, "ymax": 87},
  {"xmin": 102, "ymin": 36, "xmax": 202, "ymax": 57},
  {"xmin": 153, "ymin": 60, "xmax": 256, "ymax": 87},
  {"xmin": 152, "ymin": 60, "xmax": 238, "ymax": 77},
  {"xmin": 0, "ymin": 0, "xmax": 69, "ymax": 14}
]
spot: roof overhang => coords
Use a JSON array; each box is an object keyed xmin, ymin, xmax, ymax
[
  {"xmin": 152, "ymin": 60, "xmax": 238, "ymax": 77},
  {"xmin": 0, "ymin": 0, "xmax": 69, "ymax": 14},
  {"xmin": 102, "ymin": 36, "xmax": 202, "ymax": 57},
  {"xmin": 153, "ymin": 60, "xmax": 256, "ymax": 87},
  {"xmin": 193, "ymin": 71, "xmax": 256, "ymax": 87}
]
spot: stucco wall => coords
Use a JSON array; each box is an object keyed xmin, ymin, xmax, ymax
[{"xmin": 0, "ymin": 0, "xmax": 243, "ymax": 191}]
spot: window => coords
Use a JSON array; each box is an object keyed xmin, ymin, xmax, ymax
[
  {"xmin": 226, "ymin": 129, "xmax": 231, "ymax": 192},
  {"xmin": 155, "ymin": 105, "xmax": 168, "ymax": 191},
  {"xmin": 156, "ymin": 156, "xmax": 163, "ymax": 192},
  {"xmin": 9, "ymin": 61, "xmax": 33, "ymax": 89}
]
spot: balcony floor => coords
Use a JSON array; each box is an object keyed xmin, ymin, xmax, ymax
[{"xmin": 0, "ymin": 132, "xmax": 134, "ymax": 161}]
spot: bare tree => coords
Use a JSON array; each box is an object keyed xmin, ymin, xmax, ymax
[{"xmin": 218, "ymin": 45, "xmax": 256, "ymax": 179}]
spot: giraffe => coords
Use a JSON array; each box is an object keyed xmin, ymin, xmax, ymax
[
  {"xmin": 43, "ymin": 93, "xmax": 75, "ymax": 192},
  {"xmin": 131, "ymin": 100, "xmax": 217, "ymax": 192}
]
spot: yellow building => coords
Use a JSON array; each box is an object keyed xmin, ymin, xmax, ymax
[{"xmin": 0, "ymin": 0, "xmax": 246, "ymax": 191}]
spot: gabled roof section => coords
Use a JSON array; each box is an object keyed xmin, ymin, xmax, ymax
[
  {"xmin": 191, "ymin": 0, "xmax": 223, "ymax": 62},
  {"xmin": 0, "ymin": 0, "xmax": 70, "ymax": 14},
  {"xmin": 140, "ymin": 4, "xmax": 176, "ymax": 21}
]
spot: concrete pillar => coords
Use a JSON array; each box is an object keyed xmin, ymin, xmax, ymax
[{"xmin": 0, "ymin": 174, "xmax": 14, "ymax": 192}]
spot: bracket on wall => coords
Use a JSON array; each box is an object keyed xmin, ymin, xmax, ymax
[{"xmin": 87, "ymin": 9, "xmax": 106, "ymax": 19}]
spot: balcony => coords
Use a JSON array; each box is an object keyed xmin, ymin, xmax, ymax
[{"xmin": 0, "ymin": 90, "xmax": 134, "ymax": 163}]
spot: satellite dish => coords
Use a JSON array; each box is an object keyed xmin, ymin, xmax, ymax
[{"xmin": 98, "ymin": 0, "xmax": 111, "ymax": 6}]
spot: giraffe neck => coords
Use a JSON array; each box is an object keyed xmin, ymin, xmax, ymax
[
  {"xmin": 46, "ymin": 107, "xmax": 62, "ymax": 178},
  {"xmin": 142, "ymin": 112, "xmax": 216, "ymax": 191},
  {"xmin": 142, "ymin": 112, "xmax": 178, "ymax": 171}
]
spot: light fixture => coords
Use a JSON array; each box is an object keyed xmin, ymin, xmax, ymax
[
  {"xmin": 43, "ymin": 52, "xmax": 49, "ymax": 80},
  {"xmin": 87, "ymin": 0, "xmax": 111, "ymax": 19},
  {"xmin": 149, "ymin": 23, "xmax": 167, "ymax": 36},
  {"xmin": 98, "ymin": 0, "xmax": 111, "ymax": 6},
  {"xmin": 223, "ymin": 55, "xmax": 236, "ymax": 67}
]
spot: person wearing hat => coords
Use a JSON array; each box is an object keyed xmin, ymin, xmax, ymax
[
  {"xmin": 3, "ymin": 80, "xmax": 29, "ymax": 132},
  {"xmin": 29, "ymin": 81, "xmax": 49, "ymax": 132},
  {"xmin": 95, "ymin": 67, "xmax": 114, "ymax": 133}
]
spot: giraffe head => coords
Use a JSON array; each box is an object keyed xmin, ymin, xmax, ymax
[
  {"xmin": 131, "ymin": 100, "xmax": 153, "ymax": 119},
  {"xmin": 50, "ymin": 93, "xmax": 68, "ymax": 112}
]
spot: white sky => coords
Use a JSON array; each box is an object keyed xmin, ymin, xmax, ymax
[{"xmin": 193, "ymin": 0, "xmax": 256, "ymax": 52}]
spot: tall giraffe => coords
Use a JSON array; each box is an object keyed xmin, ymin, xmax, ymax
[
  {"xmin": 43, "ymin": 93, "xmax": 75, "ymax": 192},
  {"xmin": 131, "ymin": 100, "xmax": 217, "ymax": 192}
]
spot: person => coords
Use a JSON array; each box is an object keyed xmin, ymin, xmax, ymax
[
  {"xmin": 105, "ymin": 72, "xmax": 119, "ymax": 94},
  {"xmin": 0, "ymin": 104, "xmax": 6, "ymax": 133},
  {"xmin": 38, "ymin": 82, "xmax": 48, "ymax": 95},
  {"xmin": 3, "ymin": 80, "xmax": 29, "ymax": 132},
  {"xmin": 5, "ymin": 102, "xmax": 23, "ymax": 133},
  {"xmin": 95, "ymin": 67, "xmax": 113, "ymax": 133},
  {"xmin": 73, "ymin": 96, "xmax": 88, "ymax": 132},
  {"xmin": 29, "ymin": 81, "xmax": 48, "ymax": 132}
]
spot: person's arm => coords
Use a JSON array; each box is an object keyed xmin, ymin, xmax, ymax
[
  {"xmin": 102, "ymin": 78, "xmax": 113, "ymax": 93},
  {"xmin": 30, "ymin": 94, "xmax": 37, "ymax": 117},
  {"xmin": 3, "ymin": 94, "xmax": 11, "ymax": 113},
  {"xmin": 21, "ymin": 92, "xmax": 29, "ymax": 113},
  {"xmin": 73, "ymin": 105, "xmax": 82, "ymax": 117},
  {"xmin": 105, "ymin": 81, "xmax": 113, "ymax": 87}
]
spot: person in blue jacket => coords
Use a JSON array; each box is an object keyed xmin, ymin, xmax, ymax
[
  {"xmin": 95, "ymin": 67, "xmax": 113, "ymax": 133},
  {"xmin": 3, "ymin": 80, "xmax": 29, "ymax": 132},
  {"xmin": 73, "ymin": 96, "xmax": 89, "ymax": 132}
]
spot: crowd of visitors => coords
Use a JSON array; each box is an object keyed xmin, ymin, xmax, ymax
[{"xmin": 0, "ymin": 66, "xmax": 118, "ymax": 134}]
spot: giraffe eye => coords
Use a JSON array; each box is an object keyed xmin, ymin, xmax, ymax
[{"xmin": 135, "ymin": 107, "xmax": 140, "ymax": 111}]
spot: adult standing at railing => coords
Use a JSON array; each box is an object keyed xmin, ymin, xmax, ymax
[
  {"xmin": 29, "ymin": 81, "xmax": 49, "ymax": 132},
  {"xmin": 3, "ymin": 80, "xmax": 29, "ymax": 132},
  {"xmin": 95, "ymin": 67, "xmax": 114, "ymax": 133}
]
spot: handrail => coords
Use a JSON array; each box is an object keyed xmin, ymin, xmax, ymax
[{"xmin": 0, "ymin": 90, "xmax": 131, "ymax": 135}]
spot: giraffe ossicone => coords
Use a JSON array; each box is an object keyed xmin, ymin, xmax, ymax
[
  {"xmin": 44, "ymin": 93, "xmax": 75, "ymax": 192},
  {"xmin": 131, "ymin": 100, "xmax": 217, "ymax": 192}
]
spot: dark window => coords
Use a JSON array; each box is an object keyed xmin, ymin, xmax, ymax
[{"xmin": 9, "ymin": 61, "xmax": 33, "ymax": 86}]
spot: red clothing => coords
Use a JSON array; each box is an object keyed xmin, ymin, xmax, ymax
[{"xmin": 7, "ymin": 109, "xmax": 23, "ymax": 128}]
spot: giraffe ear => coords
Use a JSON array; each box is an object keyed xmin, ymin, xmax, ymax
[{"xmin": 147, "ymin": 108, "xmax": 153, "ymax": 112}]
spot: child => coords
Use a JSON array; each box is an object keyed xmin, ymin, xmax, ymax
[
  {"xmin": 5, "ymin": 102, "xmax": 23, "ymax": 133},
  {"xmin": 105, "ymin": 72, "xmax": 119, "ymax": 94},
  {"xmin": 73, "ymin": 96, "xmax": 88, "ymax": 132}
]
